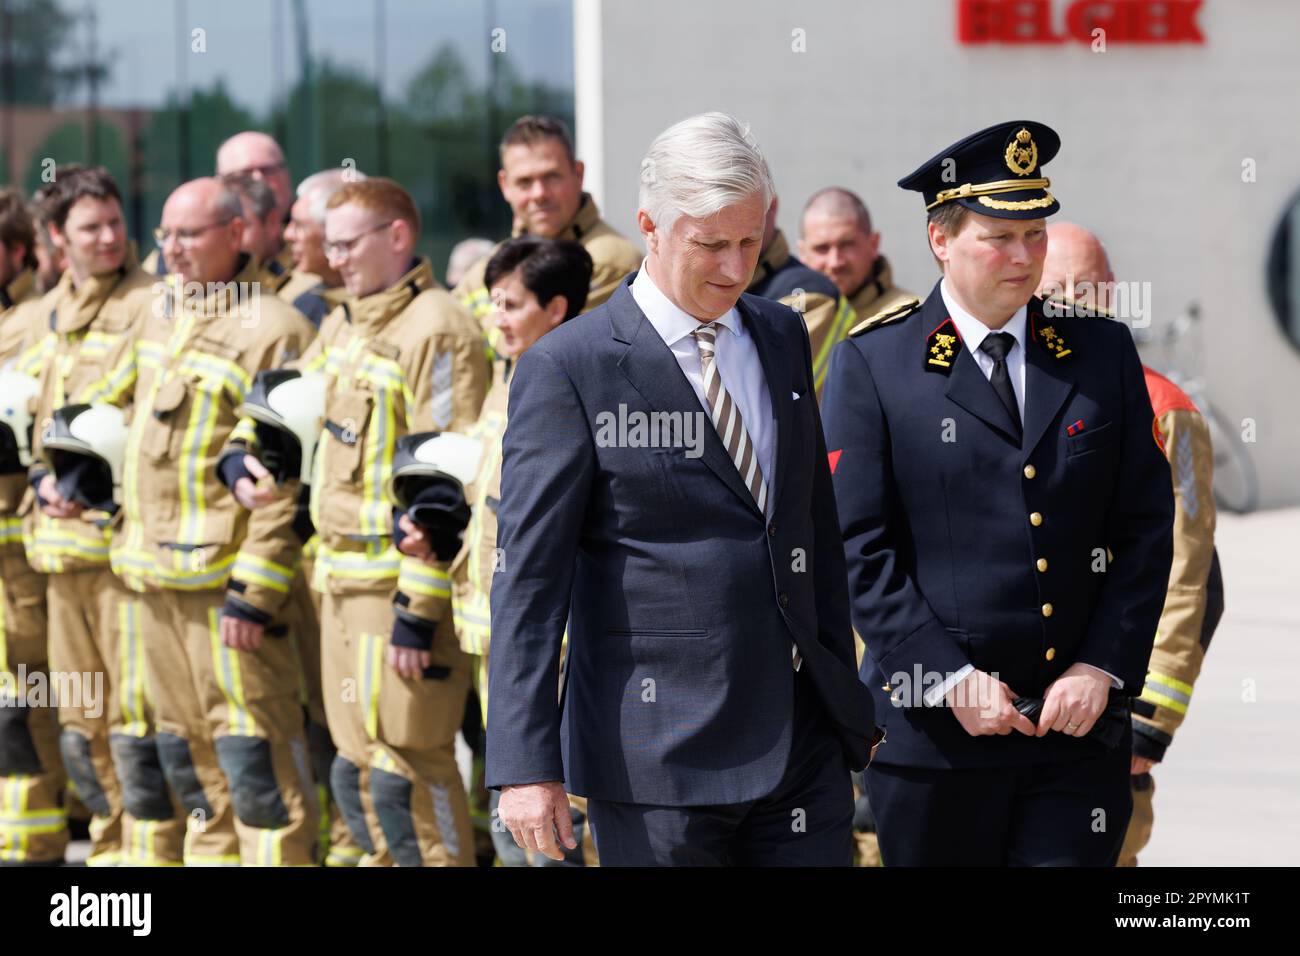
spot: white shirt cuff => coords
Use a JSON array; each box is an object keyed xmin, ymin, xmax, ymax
[{"xmin": 923, "ymin": 663, "xmax": 974, "ymax": 707}]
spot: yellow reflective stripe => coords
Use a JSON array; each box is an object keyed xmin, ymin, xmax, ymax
[
  {"xmin": 77, "ymin": 350, "xmax": 139, "ymax": 405},
  {"xmin": 257, "ymin": 826, "xmax": 283, "ymax": 867},
  {"xmin": 0, "ymin": 516, "xmax": 23, "ymax": 545},
  {"xmin": 233, "ymin": 553, "xmax": 293, "ymax": 593},
  {"xmin": 1146, "ymin": 671, "xmax": 1194, "ymax": 697},
  {"xmin": 85, "ymin": 850, "xmax": 122, "ymax": 866},
  {"xmin": 116, "ymin": 599, "xmax": 149, "ymax": 737},
  {"xmin": 325, "ymin": 845, "xmax": 363, "ymax": 866},
  {"xmin": 360, "ymin": 387, "xmax": 396, "ymax": 537},
  {"xmin": 230, "ymin": 416, "xmax": 258, "ymax": 447},
  {"xmin": 462, "ymin": 286, "xmax": 492, "ymax": 320},
  {"xmin": 452, "ymin": 589, "xmax": 491, "ymax": 656},
  {"xmin": 13, "ymin": 334, "xmax": 54, "ymax": 377},
  {"xmin": 370, "ymin": 746, "xmax": 399, "ymax": 774},
  {"xmin": 178, "ymin": 349, "xmax": 250, "ymax": 402},
  {"xmin": 301, "ymin": 347, "xmax": 332, "ymax": 374},
  {"xmin": 813, "ymin": 296, "xmax": 855, "ymax": 393},
  {"xmin": 177, "ymin": 382, "xmax": 218, "ymax": 544},
  {"xmin": 360, "ymin": 632, "xmax": 384, "ymax": 741},
  {"xmin": 397, "ymin": 560, "xmax": 450, "ymax": 599},
  {"xmin": 316, "ymin": 547, "xmax": 401, "ymax": 581},
  {"xmin": 208, "ymin": 606, "xmax": 257, "ymax": 736}
]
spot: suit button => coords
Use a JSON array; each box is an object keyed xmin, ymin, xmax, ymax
[
  {"xmin": 767, "ymin": 522, "xmax": 777, "ymax": 537},
  {"xmin": 1036, "ymin": 558, "xmax": 1048, "ymax": 572},
  {"xmin": 778, "ymin": 593, "xmax": 789, "ymax": 608},
  {"xmin": 1042, "ymin": 603, "xmax": 1054, "ymax": 618},
  {"xmin": 1023, "ymin": 464, "xmax": 1036, "ymax": 479},
  {"xmin": 1030, "ymin": 512, "xmax": 1043, "ymax": 527},
  {"xmin": 1045, "ymin": 647, "xmax": 1056, "ymax": 661}
]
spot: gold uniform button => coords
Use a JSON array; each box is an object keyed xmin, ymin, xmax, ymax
[
  {"xmin": 1036, "ymin": 558, "xmax": 1048, "ymax": 572},
  {"xmin": 1023, "ymin": 465, "xmax": 1037, "ymax": 479},
  {"xmin": 1045, "ymin": 647, "xmax": 1056, "ymax": 661},
  {"xmin": 882, "ymin": 684, "xmax": 892, "ymax": 692},
  {"xmin": 1030, "ymin": 512, "xmax": 1043, "ymax": 527},
  {"xmin": 1042, "ymin": 603, "xmax": 1054, "ymax": 618}
]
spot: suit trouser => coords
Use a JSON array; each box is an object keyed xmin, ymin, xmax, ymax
[
  {"xmin": 141, "ymin": 587, "xmax": 317, "ymax": 866},
  {"xmin": 0, "ymin": 552, "xmax": 66, "ymax": 865},
  {"xmin": 586, "ymin": 667, "xmax": 855, "ymax": 866},
  {"xmin": 289, "ymin": 563, "xmax": 358, "ymax": 867},
  {"xmin": 49, "ymin": 570, "xmax": 184, "ymax": 866},
  {"xmin": 866, "ymin": 744, "xmax": 1133, "ymax": 866},
  {"xmin": 321, "ymin": 587, "xmax": 474, "ymax": 867},
  {"xmin": 1116, "ymin": 771, "xmax": 1154, "ymax": 867}
]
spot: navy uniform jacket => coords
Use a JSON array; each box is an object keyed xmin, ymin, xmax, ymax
[
  {"xmin": 486, "ymin": 276, "xmax": 876, "ymax": 806},
  {"xmin": 821, "ymin": 283, "xmax": 1174, "ymax": 769}
]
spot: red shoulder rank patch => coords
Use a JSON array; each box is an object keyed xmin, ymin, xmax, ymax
[{"xmin": 828, "ymin": 449, "xmax": 842, "ymax": 474}]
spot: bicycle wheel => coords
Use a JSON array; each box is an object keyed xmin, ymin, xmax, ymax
[{"xmin": 1205, "ymin": 403, "xmax": 1259, "ymax": 514}]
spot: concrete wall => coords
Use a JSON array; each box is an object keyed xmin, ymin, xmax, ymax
[{"xmin": 575, "ymin": 0, "xmax": 1300, "ymax": 508}]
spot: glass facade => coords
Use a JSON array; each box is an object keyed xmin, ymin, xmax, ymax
[{"xmin": 0, "ymin": 0, "xmax": 574, "ymax": 281}]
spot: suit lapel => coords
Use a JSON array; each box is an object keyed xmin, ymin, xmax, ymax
[
  {"xmin": 610, "ymin": 279, "xmax": 764, "ymax": 516},
  {"xmin": 1021, "ymin": 299, "xmax": 1077, "ymax": 460},
  {"xmin": 737, "ymin": 296, "xmax": 790, "ymax": 512}
]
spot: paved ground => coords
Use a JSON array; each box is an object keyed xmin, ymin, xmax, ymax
[{"xmin": 1137, "ymin": 506, "xmax": 1300, "ymax": 866}]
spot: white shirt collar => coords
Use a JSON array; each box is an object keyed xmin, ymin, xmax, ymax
[
  {"xmin": 631, "ymin": 258, "xmax": 742, "ymax": 347},
  {"xmin": 940, "ymin": 278, "xmax": 1027, "ymax": 356}
]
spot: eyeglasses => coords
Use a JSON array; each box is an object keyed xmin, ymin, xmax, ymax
[
  {"xmin": 322, "ymin": 220, "xmax": 394, "ymax": 259},
  {"xmin": 221, "ymin": 161, "xmax": 286, "ymax": 180},
  {"xmin": 153, "ymin": 218, "xmax": 235, "ymax": 247}
]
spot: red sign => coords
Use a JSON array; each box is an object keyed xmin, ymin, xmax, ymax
[{"xmin": 958, "ymin": 0, "xmax": 1205, "ymax": 45}]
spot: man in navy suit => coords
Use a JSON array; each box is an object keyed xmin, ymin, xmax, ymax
[
  {"xmin": 486, "ymin": 112, "xmax": 877, "ymax": 866},
  {"xmin": 821, "ymin": 121, "xmax": 1174, "ymax": 866}
]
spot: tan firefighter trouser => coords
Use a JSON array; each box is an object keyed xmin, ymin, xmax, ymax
[
  {"xmin": 49, "ymin": 569, "xmax": 184, "ymax": 866},
  {"xmin": 1117, "ymin": 772, "xmax": 1155, "ymax": 867},
  {"xmin": 321, "ymin": 587, "xmax": 473, "ymax": 867},
  {"xmin": 141, "ymin": 587, "xmax": 317, "ymax": 866},
  {"xmin": 289, "ymin": 562, "xmax": 359, "ymax": 867},
  {"xmin": 0, "ymin": 550, "xmax": 66, "ymax": 865}
]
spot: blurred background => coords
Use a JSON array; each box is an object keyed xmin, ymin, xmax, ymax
[{"xmin": 0, "ymin": 0, "xmax": 573, "ymax": 281}]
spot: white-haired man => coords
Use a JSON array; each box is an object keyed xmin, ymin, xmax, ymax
[
  {"xmin": 273, "ymin": 168, "xmax": 363, "ymax": 327},
  {"xmin": 487, "ymin": 112, "xmax": 878, "ymax": 866}
]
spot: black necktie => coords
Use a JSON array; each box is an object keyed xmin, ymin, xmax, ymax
[{"xmin": 979, "ymin": 332, "xmax": 1022, "ymax": 435}]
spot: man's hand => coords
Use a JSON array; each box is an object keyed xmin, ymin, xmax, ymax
[
  {"xmin": 387, "ymin": 644, "xmax": 431, "ymax": 680},
  {"xmin": 497, "ymin": 781, "xmax": 577, "ymax": 862},
  {"xmin": 232, "ymin": 455, "xmax": 278, "ymax": 510},
  {"xmin": 946, "ymin": 668, "xmax": 1037, "ymax": 737},
  {"xmin": 38, "ymin": 473, "xmax": 84, "ymax": 519},
  {"xmin": 1131, "ymin": 755, "xmax": 1157, "ymax": 775},
  {"xmin": 220, "ymin": 613, "xmax": 264, "ymax": 652},
  {"xmin": 1037, "ymin": 662, "xmax": 1111, "ymax": 737},
  {"xmin": 395, "ymin": 513, "xmax": 439, "ymax": 565}
]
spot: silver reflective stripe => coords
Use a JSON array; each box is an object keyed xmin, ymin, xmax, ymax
[
  {"xmin": 430, "ymin": 351, "xmax": 453, "ymax": 430},
  {"xmin": 427, "ymin": 782, "xmax": 460, "ymax": 859},
  {"xmin": 1144, "ymin": 679, "xmax": 1191, "ymax": 706}
]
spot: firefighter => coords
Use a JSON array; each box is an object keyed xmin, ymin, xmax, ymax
[
  {"xmin": 16, "ymin": 167, "xmax": 188, "ymax": 867},
  {"xmin": 100, "ymin": 177, "xmax": 318, "ymax": 865},
  {"xmin": 227, "ymin": 178, "xmax": 488, "ymax": 865},
  {"xmin": 0, "ymin": 188, "xmax": 66, "ymax": 866}
]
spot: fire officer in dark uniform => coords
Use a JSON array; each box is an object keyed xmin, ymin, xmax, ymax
[{"xmin": 820, "ymin": 121, "xmax": 1174, "ymax": 866}]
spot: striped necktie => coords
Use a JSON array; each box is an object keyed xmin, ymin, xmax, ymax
[{"xmin": 692, "ymin": 322, "xmax": 767, "ymax": 514}]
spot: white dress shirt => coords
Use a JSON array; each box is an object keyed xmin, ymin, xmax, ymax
[
  {"xmin": 922, "ymin": 281, "xmax": 1121, "ymax": 706},
  {"xmin": 631, "ymin": 261, "xmax": 776, "ymax": 498},
  {"xmin": 632, "ymin": 261, "xmax": 801, "ymax": 669},
  {"xmin": 941, "ymin": 278, "xmax": 1028, "ymax": 421}
]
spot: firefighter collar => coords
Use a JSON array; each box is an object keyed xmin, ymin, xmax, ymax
[
  {"xmin": 749, "ymin": 229, "xmax": 792, "ymax": 291},
  {"xmin": 0, "ymin": 268, "xmax": 34, "ymax": 310},
  {"xmin": 344, "ymin": 256, "xmax": 435, "ymax": 332},
  {"xmin": 53, "ymin": 260, "xmax": 132, "ymax": 334},
  {"xmin": 516, "ymin": 192, "xmax": 601, "ymax": 242}
]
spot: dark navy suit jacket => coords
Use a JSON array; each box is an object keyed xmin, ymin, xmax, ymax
[
  {"xmin": 821, "ymin": 283, "xmax": 1174, "ymax": 769},
  {"xmin": 485, "ymin": 275, "xmax": 876, "ymax": 806}
]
